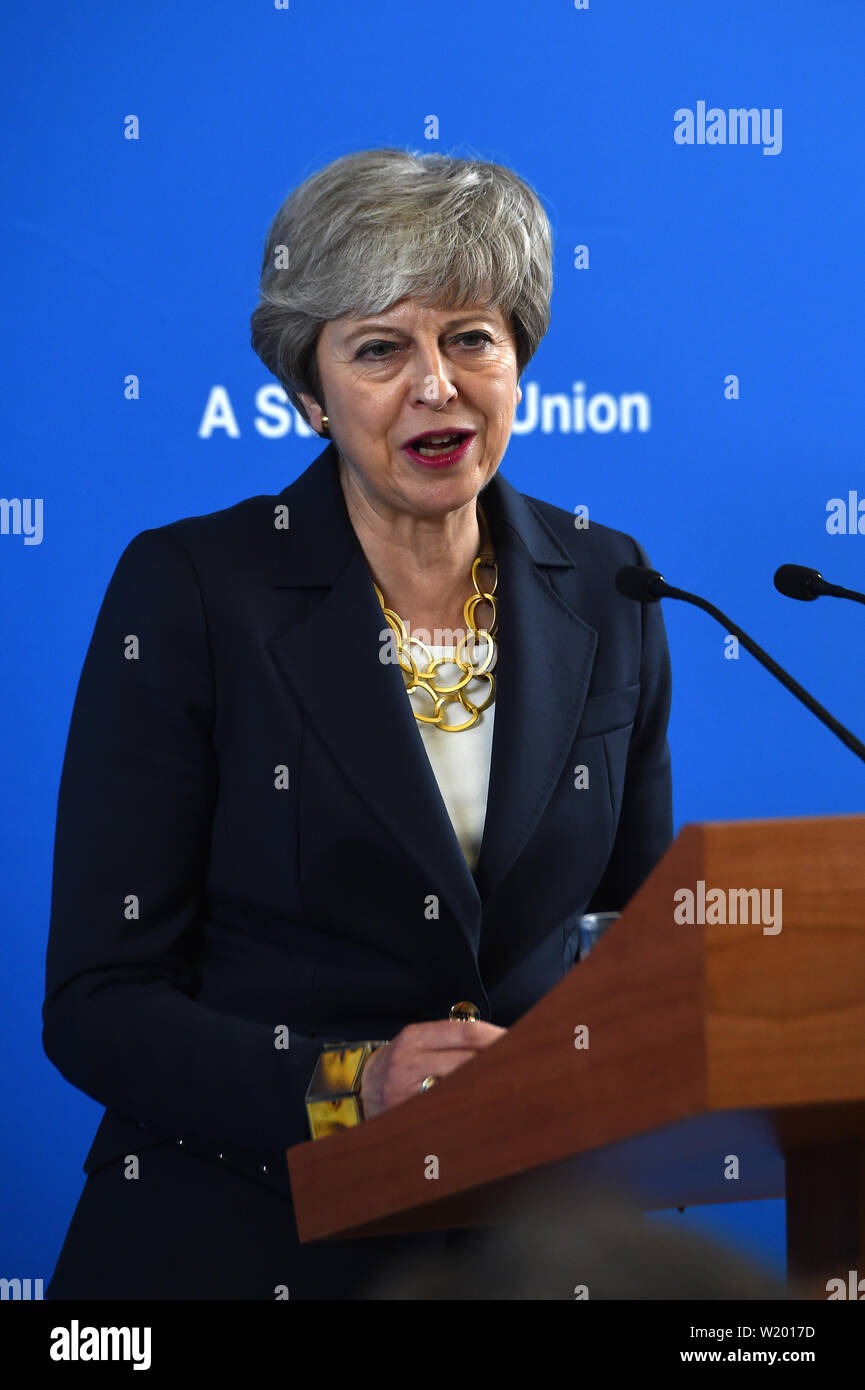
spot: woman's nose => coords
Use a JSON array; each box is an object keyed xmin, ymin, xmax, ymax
[{"xmin": 410, "ymin": 343, "xmax": 458, "ymax": 408}]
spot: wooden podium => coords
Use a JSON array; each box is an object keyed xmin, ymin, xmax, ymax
[{"xmin": 286, "ymin": 815, "xmax": 865, "ymax": 1290}]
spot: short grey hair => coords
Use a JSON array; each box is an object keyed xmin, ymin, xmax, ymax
[{"xmin": 249, "ymin": 147, "xmax": 553, "ymax": 425}]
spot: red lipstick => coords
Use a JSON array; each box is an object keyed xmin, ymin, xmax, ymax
[{"xmin": 401, "ymin": 430, "xmax": 476, "ymax": 469}]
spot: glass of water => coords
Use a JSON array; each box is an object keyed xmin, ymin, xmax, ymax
[{"xmin": 577, "ymin": 911, "xmax": 620, "ymax": 960}]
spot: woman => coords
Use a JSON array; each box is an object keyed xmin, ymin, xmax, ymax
[{"xmin": 43, "ymin": 147, "xmax": 673, "ymax": 1299}]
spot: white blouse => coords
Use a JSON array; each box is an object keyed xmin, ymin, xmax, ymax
[{"xmin": 407, "ymin": 644, "xmax": 495, "ymax": 872}]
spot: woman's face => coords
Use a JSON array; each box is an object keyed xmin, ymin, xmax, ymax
[{"xmin": 298, "ymin": 297, "xmax": 522, "ymax": 519}]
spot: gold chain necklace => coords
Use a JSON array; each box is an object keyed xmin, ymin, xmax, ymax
[{"xmin": 373, "ymin": 504, "xmax": 498, "ymax": 732}]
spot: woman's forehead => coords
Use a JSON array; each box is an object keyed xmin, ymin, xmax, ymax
[{"xmin": 330, "ymin": 298, "xmax": 508, "ymax": 332}]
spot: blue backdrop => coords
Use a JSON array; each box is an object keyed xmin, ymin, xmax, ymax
[{"xmin": 3, "ymin": 0, "xmax": 863, "ymax": 1290}]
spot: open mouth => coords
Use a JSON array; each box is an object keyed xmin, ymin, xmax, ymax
[{"xmin": 403, "ymin": 430, "xmax": 474, "ymax": 458}]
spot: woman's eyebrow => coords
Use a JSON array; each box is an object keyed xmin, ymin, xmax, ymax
[{"xmin": 343, "ymin": 314, "xmax": 496, "ymax": 342}]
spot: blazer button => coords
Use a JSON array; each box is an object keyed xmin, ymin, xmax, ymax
[
  {"xmin": 217, "ymin": 1153, "xmax": 225, "ymax": 1161},
  {"xmin": 260, "ymin": 1164, "xmax": 269, "ymax": 1175},
  {"xmin": 449, "ymin": 1001, "xmax": 480, "ymax": 1022},
  {"xmin": 176, "ymin": 1138, "xmax": 184, "ymax": 1146}
]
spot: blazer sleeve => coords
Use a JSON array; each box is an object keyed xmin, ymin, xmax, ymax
[
  {"xmin": 42, "ymin": 528, "xmax": 323, "ymax": 1155},
  {"xmin": 583, "ymin": 535, "xmax": 674, "ymax": 914}
]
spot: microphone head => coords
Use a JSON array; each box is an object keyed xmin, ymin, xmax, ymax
[
  {"xmin": 774, "ymin": 564, "xmax": 824, "ymax": 601},
  {"xmin": 615, "ymin": 565, "xmax": 667, "ymax": 603}
]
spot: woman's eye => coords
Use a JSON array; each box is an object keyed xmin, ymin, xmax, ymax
[
  {"xmin": 357, "ymin": 341, "xmax": 400, "ymax": 359},
  {"xmin": 357, "ymin": 332, "xmax": 491, "ymax": 360}
]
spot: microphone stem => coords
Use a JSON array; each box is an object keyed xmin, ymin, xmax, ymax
[{"xmin": 664, "ymin": 585, "xmax": 865, "ymax": 765}]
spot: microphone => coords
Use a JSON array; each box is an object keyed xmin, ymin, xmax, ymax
[
  {"xmin": 774, "ymin": 563, "xmax": 865, "ymax": 608},
  {"xmin": 615, "ymin": 566, "xmax": 673, "ymax": 603},
  {"xmin": 615, "ymin": 565, "xmax": 865, "ymax": 765}
]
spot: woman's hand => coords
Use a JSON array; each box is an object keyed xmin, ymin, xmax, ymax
[{"xmin": 360, "ymin": 1019, "xmax": 507, "ymax": 1121}]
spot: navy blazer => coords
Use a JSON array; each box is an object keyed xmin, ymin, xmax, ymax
[{"xmin": 43, "ymin": 441, "xmax": 673, "ymax": 1297}]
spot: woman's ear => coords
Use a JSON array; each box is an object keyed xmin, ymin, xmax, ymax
[{"xmin": 297, "ymin": 392, "xmax": 328, "ymax": 435}]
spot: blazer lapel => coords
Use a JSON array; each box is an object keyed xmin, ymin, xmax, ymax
[
  {"xmin": 471, "ymin": 467, "xmax": 599, "ymax": 906},
  {"xmin": 264, "ymin": 443, "xmax": 599, "ymax": 966},
  {"xmin": 264, "ymin": 444, "xmax": 484, "ymax": 961}
]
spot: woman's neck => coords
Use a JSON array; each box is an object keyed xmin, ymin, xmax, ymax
[{"xmin": 338, "ymin": 455, "xmax": 487, "ymax": 637}]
